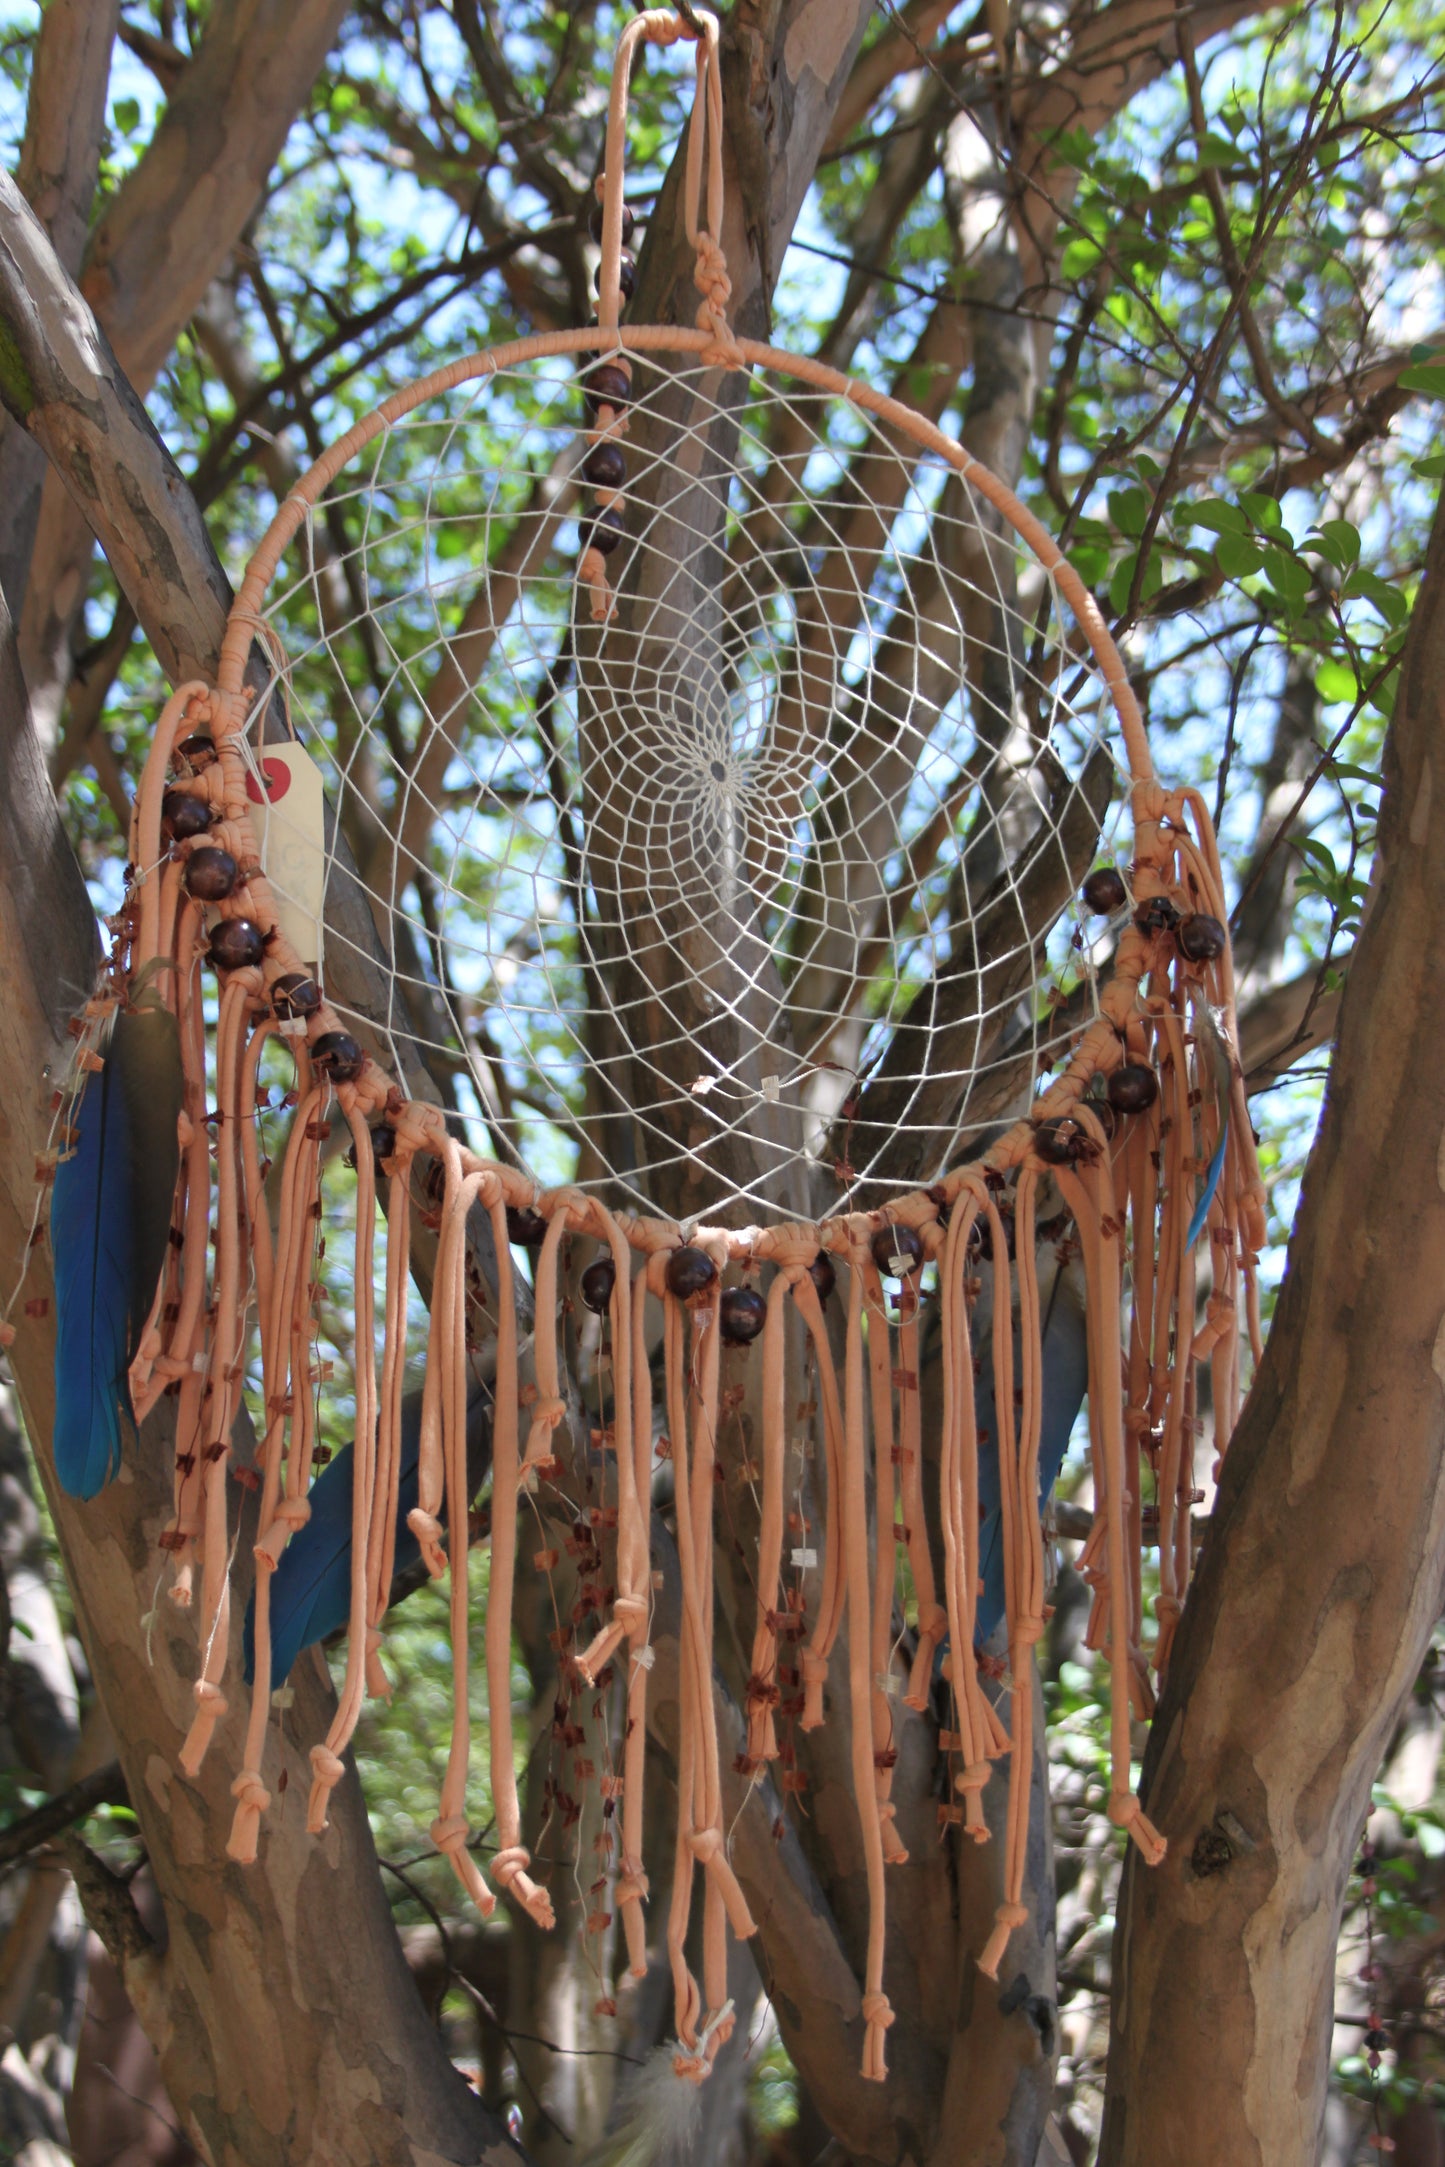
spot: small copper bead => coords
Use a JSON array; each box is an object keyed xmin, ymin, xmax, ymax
[
  {"xmin": 506, "ymin": 1205, "xmax": 548, "ymax": 1249},
  {"xmin": 207, "ymin": 918, "xmax": 266, "ymax": 972},
  {"xmin": 310, "ymin": 1030, "xmax": 366, "ymax": 1084},
  {"xmin": 1082, "ymin": 865, "xmax": 1127, "ymax": 914},
  {"xmin": 1107, "ymin": 1063, "xmax": 1160, "ymax": 1114},
  {"xmin": 588, "ymin": 200, "xmax": 636, "ymax": 244},
  {"xmin": 184, "ymin": 846, "xmax": 239, "ymax": 902},
  {"xmin": 719, "ymin": 1286, "xmax": 767, "ymax": 1346},
  {"xmin": 162, "ymin": 790, "xmax": 210, "ymax": 842},
  {"xmin": 582, "ymin": 507, "xmax": 625, "ymax": 558},
  {"xmin": 808, "ymin": 1252, "xmax": 836, "ymax": 1304},
  {"xmin": 1177, "ymin": 911, "xmax": 1228, "ymax": 964},
  {"xmin": 583, "ymin": 363, "xmax": 632, "ymax": 415},
  {"xmin": 583, "ymin": 441, "xmax": 627, "ymax": 491},
  {"xmin": 271, "ymin": 973, "xmax": 322, "ymax": 1020},
  {"xmin": 870, "ymin": 1223, "xmax": 924, "ymax": 1279},
  {"xmin": 665, "ymin": 1245, "xmax": 718, "ymax": 1302},
  {"xmin": 580, "ymin": 1258, "xmax": 617, "ymax": 1314}
]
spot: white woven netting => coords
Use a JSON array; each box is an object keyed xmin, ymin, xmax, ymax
[{"xmin": 239, "ymin": 350, "xmax": 1129, "ymax": 1223}]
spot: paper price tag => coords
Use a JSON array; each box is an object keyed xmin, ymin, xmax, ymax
[{"xmin": 245, "ymin": 744, "xmax": 327, "ymax": 972}]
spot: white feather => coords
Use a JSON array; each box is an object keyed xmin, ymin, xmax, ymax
[{"xmin": 576, "ymin": 2047, "xmax": 707, "ymax": 2167}]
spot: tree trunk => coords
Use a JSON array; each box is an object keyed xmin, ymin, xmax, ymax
[{"xmin": 1100, "ymin": 490, "xmax": 1445, "ymax": 2164}]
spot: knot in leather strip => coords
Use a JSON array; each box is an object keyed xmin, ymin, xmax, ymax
[
  {"xmin": 310, "ymin": 1745, "xmax": 345, "ymax": 1788},
  {"xmin": 430, "ymin": 1813, "xmax": 471, "ymax": 1857},
  {"xmin": 231, "ymin": 1769, "xmax": 270, "ymax": 1814}
]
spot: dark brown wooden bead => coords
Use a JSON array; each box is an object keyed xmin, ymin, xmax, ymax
[
  {"xmin": 583, "ymin": 363, "xmax": 632, "ymax": 415},
  {"xmin": 207, "ymin": 918, "xmax": 266, "ymax": 972},
  {"xmin": 310, "ymin": 1030, "xmax": 366, "ymax": 1084},
  {"xmin": 588, "ymin": 199, "xmax": 636, "ymax": 244},
  {"xmin": 184, "ymin": 846, "xmax": 239, "ymax": 901},
  {"xmin": 870, "ymin": 1223, "xmax": 924, "ymax": 1279},
  {"xmin": 347, "ymin": 1122, "xmax": 397, "ymax": 1172},
  {"xmin": 1107, "ymin": 1063, "xmax": 1160, "ymax": 1114},
  {"xmin": 271, "ymin": 973, "xmax": 322, "ymax": 1019},
  {"xmin": 1133, "ymin": 895, "xmax": 1180, "ymax": 935},
  {"xmin": 506, "ymin": 1205, "xmax": 548, "ymax": 1249},
  {"xmin": 583, "ymin": 441, "xmax": 627, "ymax": 491},
  {"xmin": 582, "ymin": 507, "xmax": 625, "ymax": 558},
  {"xmin": 1082, "ymin": 865, "xmax": 1127, "ymax": 914},
  {"xmin": 807, "ymin": 1253, "xmax": 836, "ymax": 1304},
  {"xmin": 162, "ymin": 790, "xmax": 210, "ymax": 841},
  {"xmin": 665, "ymin": 1245, "xmax": 718, "ymax": 1302},
  {"xmin": 177, "ymin": 732, "xmax": 217, "ymax": 770},
  {"xmin": 1085, "ymin": 1096, "xmax": 1118, "ymax": 1140},
  {"xmin": 581, "ymin": 1258, "xmax": 617, "ymax": 1314},
  {"xmin": 596, "ymin": 250, "xmax": 636, "ymax": 299},
  {"xmin": 720, "ymin": 1286, "xmax": 767, "ymax": 1346},
  {"xmin": 1033, "ymin": 1117, "xmax": 1093, "ymax": 1166},
  {"xmin": 1177, "ymin": 911, "xmax": 1228, "ymax": 964}
]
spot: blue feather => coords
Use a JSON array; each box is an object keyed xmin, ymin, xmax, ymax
[
  {"xmin": 1185, "ymin": 1126, "xmax": 1228, "ymax": 1252},
  {"xmin": 974, "ymin": 1240, "xmax": 1090, "ymax": 1650},
  {"xmin": 50, "ymin": 1006, "xmax": 183, "ymax": 1500},
  {"xmin": 246, "ymin": 1382, "xmax": 492, "ymax": 1690},
  {"xmin": 51, "ymin": 1027, "xmax": 131, "ymax": 1498}
]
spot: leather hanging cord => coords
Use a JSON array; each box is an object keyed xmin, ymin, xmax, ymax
[
  {"xmin": 179, "ymin": 969, "xmax": 259, "ymax": 1777},
  {"xmin": 745, "ymin": 1268, "xmax": 791, "ymax": 1766},
  {"xmin": 577, "ymin": 1203, "xmax": 643, "ymax": 1686},
  {"xmin": 304, "ymin": 1098, "xmax": 382, "ymax": 1834},
  {"xmin": 616, "ymin": 1260, "xmax": 656, "ymax": 1979},
  {"xmin": 424, "ymin": 1162, "xmax": 497, "ymax": 1916},
  {"xmin": 978, "ymin": 1170, "xmax": 1045, "ymax": 1980},
  {"xmin": 481, "ymin": 1179, "xmax": 555, "ymax": 1928},
  {"xmin": 366, "ymin": 1151, "xmax": 413, "ymax": 1693},
  {"xmin": 1056, "ymin": 1160, "xmax": 1166, "ymax": 1865},
  {"xmin": 791, "ymin": 1269, "xmax": 847, "ymax": 1732},
  {"xmin": 409, "ymin": 1135, "xmax": 463, "ymax": 1579},
  {"xmin": 524, "ymin": 1202, "xmax": 569, "ymax": 1475},
  {"xmin": 861, "ymin": 1256, "xmax": 907, "ymax": 1866},
  {"xmin": 663, "ymin": 1275, "xmax": 705, "ymax": 2058},
  {"xmin": 841, "ymin": 1248, "xmax": 896, "ymax": 2080}
]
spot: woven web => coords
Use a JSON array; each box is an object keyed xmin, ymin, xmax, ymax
[{"xmin": 242, "ymin": 351, "xmax": 1130, "ymax": 1224}]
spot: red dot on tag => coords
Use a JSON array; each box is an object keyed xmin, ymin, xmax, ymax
[{"xmin": 245, "ymin": 756, "xmax": 291, "ymax": 804}]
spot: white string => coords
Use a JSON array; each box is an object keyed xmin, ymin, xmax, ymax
[{"xmin": 244, "ymin": 354, "xmax": 1130, "ymax": 1221}]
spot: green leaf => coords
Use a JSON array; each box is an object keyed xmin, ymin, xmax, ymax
[
  {"xmin": 1315, "ymin": 660, "xmax": 1359, "ymax": 702},
  {"xmin": 1177, "ymin": 499, "xmax": 1247, "ymax": 536},
  {"xmin": 1345, "ymin": 568, "xmax": 1409, "ymax": 626},
  {"xmin": 1107, "ymin": 487, "xmax": 1148, "ymax": 538},
  {"xmin": 1303, "ymin": 518, "xmax": 1361, "ymax": 570},
  {"xmin": 1215, "ymin": 533, "xmax": 1266, "ymax": 579},
  {"xmin": 1108, "ymin": 551, "xmax": 1138, "ymax": 616},
  {"xmin": 1240, "ymin": 490, "xmax": 1283, "ymax": 531},
  {"xmin": 1264, "ymin": 549, "xmax": 1310, "ymax": 608},
  {"xmin": 1398, "ymin": 361, "xmax": 1445, "ymax": 398},
  {"xmin": 113, "ymin": 96, "xmax": 140, "ymax": 136},
  {"xmin": 1411, "ymin": 452, "xmax": 1445, "ymax": 478}
]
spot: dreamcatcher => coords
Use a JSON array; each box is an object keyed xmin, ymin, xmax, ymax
[{"xmin": 21, "ymin": 6, "xmax": 1266, "ymax": 2090}]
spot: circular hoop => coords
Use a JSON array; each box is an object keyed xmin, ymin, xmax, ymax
[{"xmin": 219, "ymin": 325, "xmax": 1151, "ymax": 787}]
